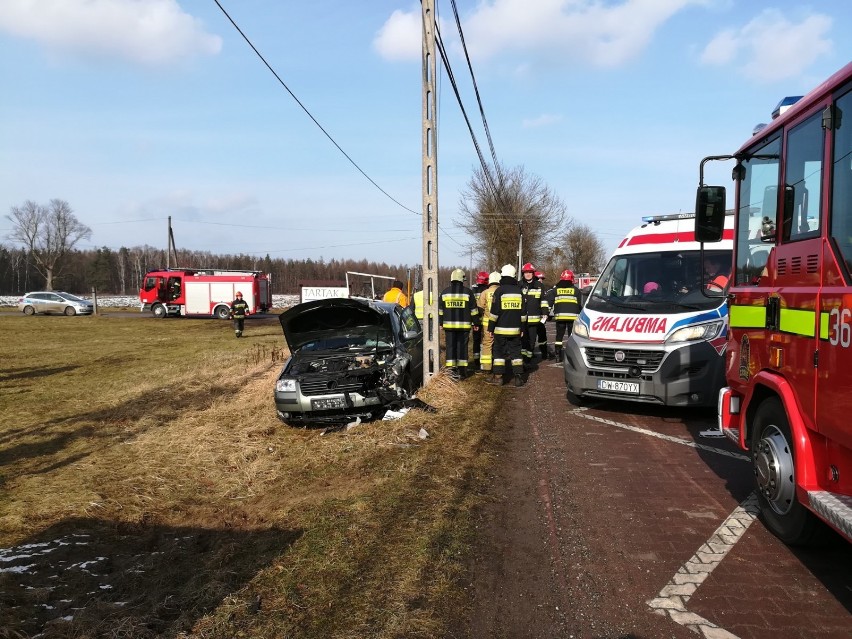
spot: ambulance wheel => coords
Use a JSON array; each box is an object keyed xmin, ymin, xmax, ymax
[
  {"xmin": 152, "ymin": 304, "xmax": 167, "ymax": 319},
  {"xmin": 751, "ymin": 397, "xmax": 818, "ymax": 545},
  {"xmin": 215, "ymin": 305, "xmax": 231, "ymax": 320}
]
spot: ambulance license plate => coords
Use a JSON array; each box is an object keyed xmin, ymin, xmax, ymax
[
  {"xmin": 311, "ymin": 396, "xmax": 347, "ymax": 410},
  {"xmin": 597, "ymin": 380, "xmax": 639, "ymax": 394}
]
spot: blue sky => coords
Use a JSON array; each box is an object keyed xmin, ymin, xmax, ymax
[{"xmin": 1, "ymin": 1, "xmax": 849, "ymax": 269}]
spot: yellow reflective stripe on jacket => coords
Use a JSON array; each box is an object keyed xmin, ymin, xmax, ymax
[
  {"xmin": 493, "ymin": 326, "xmax": 521, "ymax": 336},
  {"xmin": 779, "ymin": 308, "xmax": 816, "ymax": 337},
  {"xmin": 729, "ymin": 305, "xmax": 766, "ymax": 328},
  {"xmin": 554, "ymin": 313, "xmax": 578, "ymax": 321},
  {"xmin": 443, "ymin": 321, "xmax": 472, "ymax": 330}
]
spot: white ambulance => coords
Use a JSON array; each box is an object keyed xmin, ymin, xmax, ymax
[{"xmin": 562, "ymin": 212, "xmax": 744, "ymax": 407}]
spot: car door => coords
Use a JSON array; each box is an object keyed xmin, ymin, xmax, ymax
[
  {"xmin": 396, "ymin": 305, "xmax": 423, "ymax": 381},
  {"xmin": 46, "ymin": 293, "xmax": 65, "ymax": 314}
]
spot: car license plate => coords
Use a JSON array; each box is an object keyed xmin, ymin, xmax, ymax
[
  {"xmin": 311, "ymin": 396, "xmax": 347, "ymax": 410},
  {"xmin": 597, "ymin": 380, "xmax": 639, "ymax": 394}
]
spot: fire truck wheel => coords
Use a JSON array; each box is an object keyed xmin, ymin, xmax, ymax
[
  {"xmin": 215, "ymin": 305, "xmax": 231, "ymax": 320},
  {"xmin": 152, "ymin": 304, "xmax": 167, "ymax": 319},
  {"xmin": 751, "ymin": 396, "xmax": 818, "ymax": 545}
]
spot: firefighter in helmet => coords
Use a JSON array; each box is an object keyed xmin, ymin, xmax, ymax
[
  {"xmin": 230, "ymin": 291, "xmax": 250, "ymax": 338},
  {"xmin": 549, "ymin": 269, "xmax": 581, "ymax": 360},
  {"xmin": 438, "ymin": 268, "xmax": 479, "ymax": 379},
  {"xmin": 519, "ymin": 262, "xmax": 546, "ymax": 367},
  {"xmin": 470, "ymin": 271, "xmax": 489, "ymax": 370},
  {"xmin": 487, "ymin": 264, "xmax": 525, "ymax": 386},
  {"xmin": 477, "ymin": 271, "xmax": 500, "ymax": 375}
]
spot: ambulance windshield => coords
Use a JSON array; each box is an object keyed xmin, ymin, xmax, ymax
[{"xmin": 587, "ymin": 249, "xmax": 730, "ymax": 313}]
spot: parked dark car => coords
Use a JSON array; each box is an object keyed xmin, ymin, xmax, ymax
[
  {"xmin": 274, "ymin": 297, "xmax": 423, "ymax": 425},
  {"xmin": 17, "ymin": 291, "xmax": 94, "ymax": 316}
]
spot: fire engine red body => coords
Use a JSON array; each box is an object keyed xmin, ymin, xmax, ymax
[
  {"xmin": 139, "ymin": 269, "xmax": 272, "ymax": 319},
  {"xmin": 698, "ymin": 63, "xmax": 852, "ymax": 545}
]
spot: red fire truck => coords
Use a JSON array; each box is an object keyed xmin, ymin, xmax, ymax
[
  {"xmin": 695, "ymin": 62, "xmax": 852, "ymax": 545},
  {"xmin": 139, "ymin": 268, "xmax": 272, "ymax": 319}
]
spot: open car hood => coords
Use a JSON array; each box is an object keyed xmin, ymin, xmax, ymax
[{"xmin": 278, "ymin": 298, "xmax": 394, "ymax": 353}]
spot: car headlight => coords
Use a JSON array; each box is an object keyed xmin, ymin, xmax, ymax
[
  {"xmin": 275, "ymin": 378, "xmax": 297, "ymax": 392},
  {"xmin": 667, "ymin": 321, "xmax": 723, "ymax": 343},
  {"xmin": 572, "ymin": 321, "xmax": 589, "ymax": 339}
]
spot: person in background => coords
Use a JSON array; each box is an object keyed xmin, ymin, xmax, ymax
[
  {"xmin": 549, "ymin": 270, "xmax": 581, "ymax": 360},
  {"xmin": 230, "ymin": 291, "xmax": 250, "ymax": 338},
  {"xmin": 470, "ymin": 271, "xmax": 490, "ymax": 370},
  {"xmin": 519, "ymin": 262, "xmax": 546, "ymax": 368},
  {"xmin": 383, "ymin": 279, "xmax": 409, "ymax": 306},
  {"xmin": 477, "ymin": 271, "xmax": 500, "ymax": 375},
  {"xmin": 438, "ymin": 269, "xmax": 479, "ymax": 380},
  {"xmin": 487, "ymin": 264, "xmax": 525, "ymax": 387},
  {"xmin": 535, "ymin": 270, "xmax": 552, "ymax": 360}
]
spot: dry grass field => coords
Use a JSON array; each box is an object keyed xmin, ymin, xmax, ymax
[{"xmin": 0, "ymin": 313, "xmax": 501, "ymax": 638}]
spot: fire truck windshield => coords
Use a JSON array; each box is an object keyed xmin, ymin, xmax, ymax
[{"xmin": 586, "ymin": 249, "xmax": 730, "ymax": 314}]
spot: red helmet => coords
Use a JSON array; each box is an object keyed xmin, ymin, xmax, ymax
[
  {"xmin": 560, "ymin": 269, "xmax": 574, "ymax": 281},
  {"xmin": 521, "ymin": 262, "xmax": 535, "ymax": 273},
  {"xmin": 534, "ymin": 270, "xmax": 544, "ymax": 279},
  {"xmin": 476, "ymin": 271, "xmax": 489, "ymax": 285}
]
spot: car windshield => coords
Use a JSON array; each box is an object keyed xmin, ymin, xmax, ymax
[
  {"xmin": 586, "ymin": 249, "xmax": 730, "ymax": 314},
  {"xmin": 299, "ymin": 328, "xmax": 394, "ymax": 353}
]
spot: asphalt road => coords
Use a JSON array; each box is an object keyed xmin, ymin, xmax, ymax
[{"xmin": 461, "ymin": 360, "xmax": 852, "ymax": 639}]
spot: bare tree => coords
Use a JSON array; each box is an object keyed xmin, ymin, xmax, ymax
[
  {"xmin": 553, "ymin": 222, "xmax": 607, "ymax": 275},
  {"xmin": 456, "ymin": 163, "xmax": 570, "ymax": 269},
  {"xmin": 6, "ymin": 199, "xmax": 92, "ymax": 290}
]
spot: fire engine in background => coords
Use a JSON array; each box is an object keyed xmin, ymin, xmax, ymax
[
  {"xmin": 696, "ymin": 62, "xmax": 852, "ymax": 545},
  {"xmin": 140, "ymin": 269, "xmax": 272, "ymax": 319},
  {"xmin": 563, "ymin": 212, "xmax": 736, "ymax": 407}
]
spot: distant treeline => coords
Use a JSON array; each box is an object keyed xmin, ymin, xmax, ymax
[{"xmin": 0, "ymin": 244, "xmax": 457, "ymax": 296}]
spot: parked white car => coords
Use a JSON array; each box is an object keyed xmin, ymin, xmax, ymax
[{"xmin": 17, "ymin": 292, "xmax": 94, "ymax": 316}]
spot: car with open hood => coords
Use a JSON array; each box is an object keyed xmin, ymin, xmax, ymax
[{"xmin": 274, "ymin": 297, "xmax": 422, "ymax": 425}]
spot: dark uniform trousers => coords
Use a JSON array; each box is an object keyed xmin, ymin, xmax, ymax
[
  {"xmin": 445, "ymin": 329, "xmax": 470, "ymax": 372},
  {"xmin": 492, "ymin": 334, "xmax": 523, "ymax": 377}
]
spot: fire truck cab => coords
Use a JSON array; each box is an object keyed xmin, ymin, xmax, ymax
[
  {"xmin": 140, "ymin": 269, "xmax": 272, "ymax": 319},
  {"xmin": 696, "ymin": 62, "xmax": 852, "ymax": 545},
  {"xmin": 563, "ymin": 212, "xmax": 734, "ymax": 407}
]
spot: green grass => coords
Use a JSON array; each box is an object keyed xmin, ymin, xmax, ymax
[{"xmin": 0, "ymin": 312, "xmax": 500, "ymax": 637}]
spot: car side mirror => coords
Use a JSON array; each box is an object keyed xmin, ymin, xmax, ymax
[
  {"xmin": 695, "ymin": 185, "xmax": 726, "ymax": 243},
  {"xmin": 401, "ymin": 329, "xmax": 420, "ymax": 341}
]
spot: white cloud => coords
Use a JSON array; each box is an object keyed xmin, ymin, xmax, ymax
[
  {"xmin": 375, "ymin": 0, "xmax": 704, "ymax": 67},
  {"xmin": 373, "ymin": 9, "xmax": 421, "ymax": 61},
  {"xmin": 522, "ymin": 113, "xmax": 563, "ymax": 129},
  {"xmin": 0, "ymin": 0, "xmax": 222, "ymax": 66},
  {"xmin": 700, "ymin": 9, "xmax": 832, "ymax": 82},
  {"xmin": 464, "ymin": 0, "xmax": 705, "ymax": 68}
]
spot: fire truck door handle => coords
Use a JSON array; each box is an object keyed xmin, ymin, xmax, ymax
[{"xmin": 766, "ymin": 297, "xmax": 780, "ymax": 331}]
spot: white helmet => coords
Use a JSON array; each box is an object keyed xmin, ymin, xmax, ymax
[
  {"xmin": 450, "ymin": 268, "xmax": 465, "ymax": 282},
  {"xmin": 500, "ymin": 264, "xmax": 517, "ymax": 278},
  {"xmin": 488, "ymin": 271, "xmax": 500, "ymax": 284}
]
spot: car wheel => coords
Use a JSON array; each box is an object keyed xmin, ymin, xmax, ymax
[
  {"xmin": 23, "ymin": 305, "xmax": 35, "ymax": 316},
  {"xmin": 750, "ymin": 396, "xmax": 818, "ymax": 545},
  {"xmin": 64, "ymin": 306, "xmax": 76, "ymax": 316},
  {"xmin": 152, "ymin": 304, "xmax": 167, "ymax": 318},
  {"xmin": 215, "ymin": 305, "xmax": 231, "ymax": 320}
]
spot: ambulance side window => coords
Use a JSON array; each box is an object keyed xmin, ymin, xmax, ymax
[
  {"xmin": 782, "ymin": 112, "xmax": 823, "ymax": 242},
  {"xmin": 830, "ymin": 91, "xmax": 852, "ymax": 276}
]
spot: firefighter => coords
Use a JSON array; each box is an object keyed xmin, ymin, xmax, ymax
[
  {"xmin": 383, "ymin": 279, "xmax": 409, "ymax": 306},
  {"xmin": 477, "ymin": 271, "xmax": 500, "ymax": 375},
  {"xmin": 535, "ymin": 270, "xmax": 552, "ymax": 359},
  {"xmin": 470, "ymin": 271, "xmax": 489, "ymax": 370},
  {"xmin": 549, "ymin": 269, "xmax": 581, "ymax": 360},
  {"xmin": 487, "ymin": 264, "xmax": 525, "ymax": 387},
  {"xmin": 519, "ymin": 262, "xmax": 546, "ymax": 367},
  {"xmin": 438, "ymin": 268, "xmax": 479, "ymax": 380},
  {"xmin": 230, "ymin": 291, "xmax": 250, "ymax": 338}
]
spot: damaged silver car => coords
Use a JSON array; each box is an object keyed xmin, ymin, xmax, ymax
[{"xmin": 275, "ymin": 297, "xmax": 423, "ymax": 425}]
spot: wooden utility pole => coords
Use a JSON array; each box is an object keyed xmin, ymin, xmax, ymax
[{"xmin": 421, "ymin": 0, "xmax": 439, "ymax": 385}]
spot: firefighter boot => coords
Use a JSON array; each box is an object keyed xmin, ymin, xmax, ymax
[
  {"xmin": 539, "ymin": 344, "xmax": 549, "ymax": 360},
  {"xmin": 513, "ymin": 373, "xmax": 525, "ymax": 387},
  {"xmin": 555, "ymin": 345, "xmax": 563, "ymax": 361},
  {"xmin": 485, "ymin": 372, "xmax": 501, "ymax": 386},
  {"xmin": 235, "ymin": 330, "xmax": 242, "ymax": 338}
]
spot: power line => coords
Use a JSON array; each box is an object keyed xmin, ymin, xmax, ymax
[{"xmin": 213, "ymin": 0, "xmax": 419, "ymax": 216}]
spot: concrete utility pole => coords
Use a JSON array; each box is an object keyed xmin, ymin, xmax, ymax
[{"xmin": 421, "ymin": 0, "xmax": 439, "ymax": 385}]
